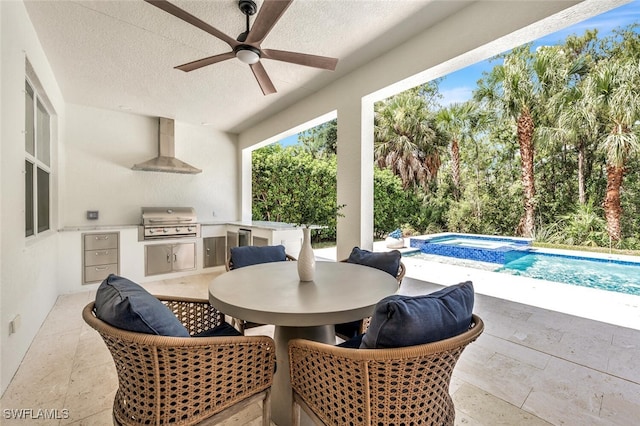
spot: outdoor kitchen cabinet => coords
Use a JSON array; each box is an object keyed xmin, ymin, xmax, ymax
[
  {"xmin": 145, "ymin": 242, "xmax": 196, "ymax": 276},
  {"xmin": 203, "ymin": 236, "xmax": 226, "ymax": 268},
  {"xmin": 83, "ymin": 232, "xmax": 119, "ymax": 284}
]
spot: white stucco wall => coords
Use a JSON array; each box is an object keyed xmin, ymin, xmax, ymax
[
  {"xmin": 0, "ymin": 0, "xmax": 65, "ymax": 395},
  {"xmin": 62, "ymin": 104, "xmax": 238, "ymax": 227}
]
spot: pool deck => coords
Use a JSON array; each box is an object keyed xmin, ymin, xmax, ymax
[{"xmin": 315, "ymin": 242, "xmax": 640, "ymax": 331}]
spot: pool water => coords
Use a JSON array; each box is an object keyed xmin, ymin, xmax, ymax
[
  {"xmin": 496, "ymin": 253, "xmax": 640, "ymax": 296},
  {"xmin": 408, "ymin": 233, "xmax": 640, "ymax": 297}
]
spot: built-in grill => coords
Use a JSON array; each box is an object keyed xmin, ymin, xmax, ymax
[{"xmin": 139, "ymin": 207, "xmax": 200, "ymax": 240}]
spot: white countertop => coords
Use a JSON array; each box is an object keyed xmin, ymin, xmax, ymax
[
  {"xmin": 60, "ymin": 221, "xmax": 303, "ymax": 232},
  {"xmin": 218, "ymin": 221, "xmax": 302, "ymax": 231}
]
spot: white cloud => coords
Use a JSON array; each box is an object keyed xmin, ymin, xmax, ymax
[{"xmin": 438, "ymin": 86, "xmax": 473, "ymax": 107}]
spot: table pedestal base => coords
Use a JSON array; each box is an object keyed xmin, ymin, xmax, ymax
[{"xmin": 272, "ymin": 325, "xmax": 334, "ymax": 426}]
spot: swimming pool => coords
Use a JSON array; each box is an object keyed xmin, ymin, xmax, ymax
[
  {"xmin": 408, "ymin": 233, "xmax": 640, "ymax": 297},
  {"xmin": 497, "ymin": 252, "xmax": 640, "ymax": 296}
]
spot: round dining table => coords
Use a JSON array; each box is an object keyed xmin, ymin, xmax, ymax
[{"xmin": 209, "ymin": 260, "xmax": 398, "ymax": 426}]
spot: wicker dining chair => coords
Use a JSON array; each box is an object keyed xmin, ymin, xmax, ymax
[
  {"xmin": 83, "ymin": 296, "xmax": 276, "ymax": 426},
  {"xmin": 290, "ymin": 314, "xmax": 484, "ymax": 426},
  {"xmin": 225, "ymin": 245, "xmax": 296, "ymax": 333}
]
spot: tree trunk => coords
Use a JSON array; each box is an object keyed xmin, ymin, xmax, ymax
[
  {"xmin": 517, "ymin": 108, "xmax": 536, "ymax": 237},
  {"xmin": 451, "ymin": 138, "xmax": 461, "ymax": 200},
  {"xmin": 577, "ymin": 140, "xmax": 586, "ymax": 205},
  {"xmin": 603, "ymin": 164, "xmax": 624, "ymax": 242}
]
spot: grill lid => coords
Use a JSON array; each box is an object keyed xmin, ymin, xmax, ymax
[{"xmin": 141, "ymin": 207, "xmax": 197, "ymax": 225}]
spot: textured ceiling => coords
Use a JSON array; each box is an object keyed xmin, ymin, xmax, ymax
[{"xmin": 24, "ymin": 0, "xmax": 471, "ymax": 133}]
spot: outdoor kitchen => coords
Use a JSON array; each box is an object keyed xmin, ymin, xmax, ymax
[{"xmin": 58, "ymin": 205, "xmax": 303, "ymax": 293}]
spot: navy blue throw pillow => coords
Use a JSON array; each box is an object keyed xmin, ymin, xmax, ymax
[
  {"xmin": 346, "ymin": 247, "xmax": 401, "ymax": 277},
  {"xmin": 230, "ymin": 245, "xmax": 287, "ymax": 269},
  {"xmin": 95, "ymin": 274, "xmax": 190, "ymax": 337},
  {"xmin": 360, "ymin": 281, "xmax": 474, "ymax": 349}
]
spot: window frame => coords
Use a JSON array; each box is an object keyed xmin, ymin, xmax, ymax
[{"xmin": 25, "ymin": 77, "xmax": 52, "ymax": 238}]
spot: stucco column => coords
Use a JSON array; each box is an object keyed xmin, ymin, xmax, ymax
[{"xmin": 336, "ymin": 97, "xmax": 375, "ymax": 260}]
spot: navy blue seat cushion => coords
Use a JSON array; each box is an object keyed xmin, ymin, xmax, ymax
[
  {"xmin": 360, "ymin": 281, "xmax": 474, "ymax": 349},
  {"xmin": 95, "ymin": 274, "xmax": 190, "ymax": 337},
  {"xmin": 346, "ymin": 247, "xmax": 401, "ymax": 277},
  {"xmin": 193, "ymin": 322, "xmax": 242, "ymax": 337},
  {"xmin": 230, "ymin": 245, "xmax": 287, "ymax": 269}
]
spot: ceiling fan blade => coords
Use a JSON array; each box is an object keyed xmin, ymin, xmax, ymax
[
  {"xmin": 262, "ymin": 49, "xmax": 338, "ymax": 71},
  {"xmin": 175, "ymin": 52, "xmax": 235, "ymax": 72},
  {"xmin": 245, "ymin": 0, "xmax": 293, "ymax": 44},
  {"xmin": 144, "ymin": 0, "xmax": 238, "ymax": 48},
  {"xmin": 250, "ymin": 62, "xmax": 277, "ymax": 95}
]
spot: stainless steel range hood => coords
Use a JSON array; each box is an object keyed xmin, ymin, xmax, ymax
[{"xmin": 132, "ymin": 118, "xmax": 202, "ymax": 174}]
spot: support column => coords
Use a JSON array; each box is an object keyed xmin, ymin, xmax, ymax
[{"xmin": 336, "ymin": 97, "xmax": 375, "ymax": 260}]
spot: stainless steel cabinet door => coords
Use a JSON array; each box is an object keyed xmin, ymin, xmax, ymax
[
  {"xmin": 145, "ymin": 244, "xmax": 173, "ymax": 276},
  {"xmin": 203, "ymin": 237, "xmax": 226, "ymax": 268},
  {"xmin": 173, "ymin": 243, "xmax": 196, "ymax": 272}
]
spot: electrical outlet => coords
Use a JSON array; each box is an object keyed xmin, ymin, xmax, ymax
[{"xmin": 9, "ymin": 314, "xmax": 21, "ymax": 334}]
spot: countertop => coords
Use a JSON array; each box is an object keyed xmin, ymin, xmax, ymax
[
  {"xmin": 60, "ymin": 221, "xmax": 303, "ymax": 232},
  {"xmin": 223, "ymin": 221, "xmax": 302, "ymax": 231}
]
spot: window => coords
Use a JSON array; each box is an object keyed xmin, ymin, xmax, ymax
[{"xmin": 25, "ymin": 79, "xmax": 51, "ymax": 237}]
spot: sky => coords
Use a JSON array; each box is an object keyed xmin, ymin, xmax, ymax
[
  {"xmin": 281, "ymin": 0, "xmax": 639, "ymax": 146},
  {"xmin": 437, "ymin": 0, "xmax": 640, "ymax": 107}
]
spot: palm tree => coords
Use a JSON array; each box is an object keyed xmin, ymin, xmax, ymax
[
  {"xmin": 298, "ymin": 119, "xmax": 337, "ymax": 158},
  {"xmin": 374, "ymin": 90, "xmax": 446, "ymax": 190},
  {"xmin": 475, "ymin": 44, "xmax": 572, "ymax": 237},
  {"xmin": 435, "ymin": 102, "xmax": 476, "ymax": 199},
  {"xmin": 586, "ymin": 58, "xmax": 640, "ymax": 242},
  {"xmin": 475, "ymin": 45, "xmax": 537, "ymax": 237},
  {"xmin": 536, "ymin": 32, "xmax": 597, "ymax": 206}
]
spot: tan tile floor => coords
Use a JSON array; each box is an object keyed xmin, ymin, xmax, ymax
[{"xmin": 1, "ymin": 270, "xmax": 639, "ymax": 425}]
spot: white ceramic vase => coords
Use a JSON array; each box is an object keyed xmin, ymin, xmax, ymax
[{"xmin": 297, "ymin": 227, "xmax": 316, "ymax": 281}]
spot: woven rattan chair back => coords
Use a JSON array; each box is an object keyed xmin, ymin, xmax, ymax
[
  {"xmin": 83, "ymin": 296, "xmax": 276, "ymax": 426},
  {"xmin": 290, "ymin": 314, "xmax": 484, "ymax": 426}
]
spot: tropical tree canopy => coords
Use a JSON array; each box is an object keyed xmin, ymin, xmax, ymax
[{"xmin": 252, "ymin": 25, "xmax": 640, "ymax": 250}]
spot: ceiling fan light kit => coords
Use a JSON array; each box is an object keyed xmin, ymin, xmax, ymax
[
  {"xmin": 144, "ymin": 0, "xmax": 338, "ymax": 95},
  {"xmin": 235, "ymin": 45, "xmax": 261, "ymax": 65}
]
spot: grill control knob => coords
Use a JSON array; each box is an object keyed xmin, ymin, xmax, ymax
[{"xmin": 162, "ymin": 228, "xmax": 169, "ymax": 233}]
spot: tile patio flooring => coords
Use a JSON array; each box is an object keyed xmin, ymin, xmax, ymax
[{"xmin": 1, "ymin": 256, "xmax": 639, "ymax": 425}]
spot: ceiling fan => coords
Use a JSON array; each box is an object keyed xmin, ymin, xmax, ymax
[{"xmin": 145, "ymin": 0, "xmax": 339, "ymax": 95}]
